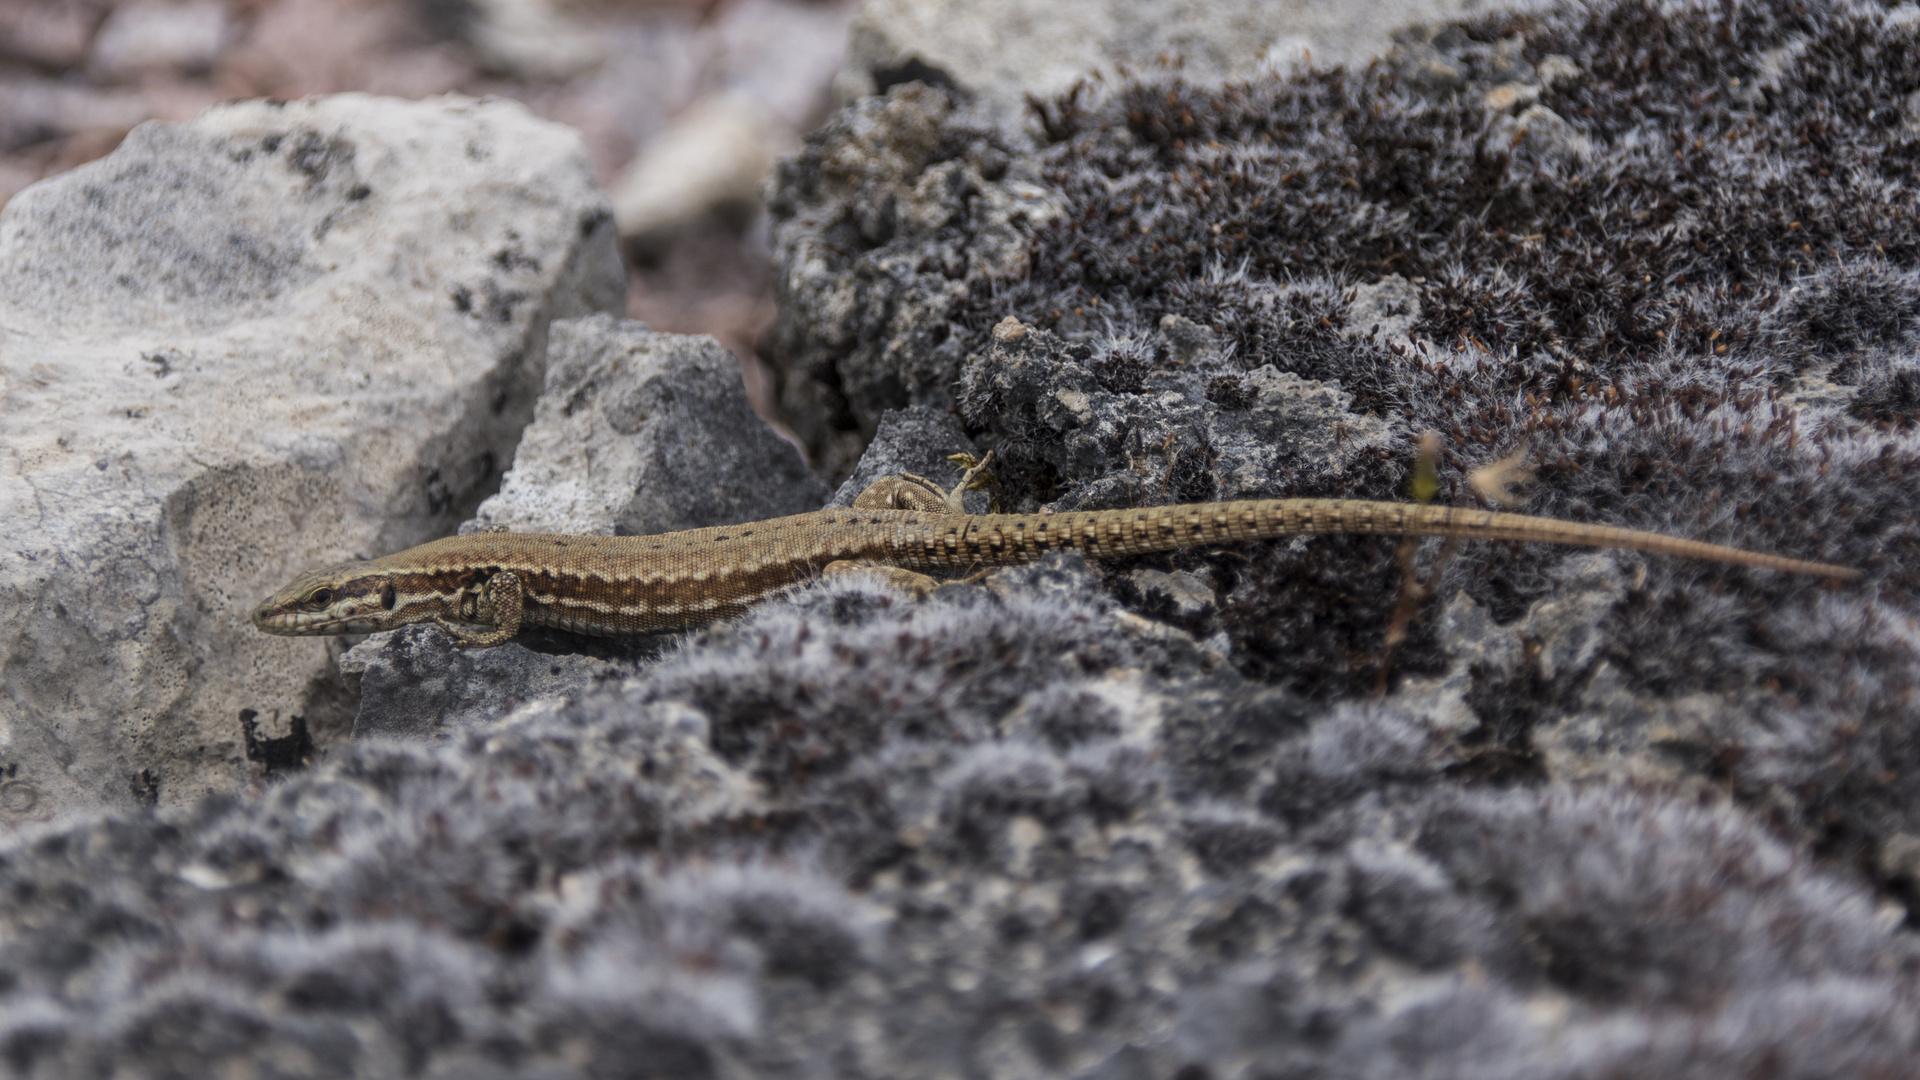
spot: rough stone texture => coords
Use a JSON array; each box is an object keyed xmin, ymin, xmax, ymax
[
  {"xmin": 464, "ymin": 314, "xmax": 827, "ymax": 537},
  {"xmin": 767, "ymin": 83, "xmax": 1064, "ymax": 476},
  {"xmin": 0, "ymin": 558, "xmax": 1912, "ymax": 1077},
  {"xmin": 339, "ymin": 625, "xmax": 659, "ymax": 743},
  {"xmin": 960, "ymin": 317, "xmax": 1393, "ymax": 511},
  {"xmin": 833, "ymin": 0, "xmax": 1549, "ymax": 130},
  {"xmin": 0, "ymin": 94, "xmax": 624, "ymax": 819}
]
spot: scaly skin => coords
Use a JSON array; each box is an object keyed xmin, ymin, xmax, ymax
[{"xmin": 253, "ymin": 474, "xmax": 1859, "ymax": 647}]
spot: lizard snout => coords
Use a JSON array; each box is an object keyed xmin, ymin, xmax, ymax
[{"xmin": 250, "ymin": 598, "xmax": 288, "ymax": 633}]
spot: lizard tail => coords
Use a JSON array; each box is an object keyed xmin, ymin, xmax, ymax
[{"xmin": 1037, "ymin": 499, "xmax": 1862, "ymax": 581}]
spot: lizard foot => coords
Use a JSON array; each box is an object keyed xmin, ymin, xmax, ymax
[
  {"xmin": 824, "ymin": 560, "xmax": 942, "ymax": 599},
  {"xmin": 852, "ymin": 449, "xmax": 998, "ymax": 515}
]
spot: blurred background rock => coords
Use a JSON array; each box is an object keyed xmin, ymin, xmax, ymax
[
  {"xmin": 0, "ymin": 0, "xmax": 862, "ymax": 444},
  {"xmin": 1, "ymin": 0, "xmax": 1505, "ymax": 459}
]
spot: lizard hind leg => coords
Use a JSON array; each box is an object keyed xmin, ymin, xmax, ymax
[
  {"xmin": 850, "ymin": 475, "xmax": 957, "ymax": 513},
  {"xmin": 849, "ymin": 449, "xmax": 998, "ymax": 516},
  {"xmin": 823, "ymin": 560, "xmax": 942, "ymax": 599}
]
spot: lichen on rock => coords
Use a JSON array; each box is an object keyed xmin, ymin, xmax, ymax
[{"xmin": 766, "ymin": 0, "xmax": 1920, "ymax": 926}]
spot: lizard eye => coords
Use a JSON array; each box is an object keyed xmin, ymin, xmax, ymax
[
  {"xmin": 380, "ymin": 584, "xmax": 396, "ymax": 610},
  {"xmin": 309, "ymin": 588, "xmax": 333, "ymax": 606}
]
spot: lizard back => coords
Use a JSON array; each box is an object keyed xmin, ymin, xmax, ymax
[{"xmin": 371, "ymin": 498, "xmax": 1855, "ymax": 637}]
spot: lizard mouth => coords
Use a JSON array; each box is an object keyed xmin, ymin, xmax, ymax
[
  {"xmin": 252, "ymin": 604, "xmax": 320, "ymax": 634},
  {"xmin": 250, "ymin": 604, "xmax": 376, "ymax": 636}
]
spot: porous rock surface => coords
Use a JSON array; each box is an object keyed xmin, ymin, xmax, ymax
[
  {"xmin": 962, "ymin": 316, "xmax": 1393, "ymax": 511},
  {"xmin": 768, "ymin": 0, "xmax": 1920, "ymax": 789},
  {"xmin": 767, "ymin": 83, "xmax": 1068, "ymax": 475},
  {"xmin": 0, "ymin": 94, "xmax": 624, "ymax": 818},
  {"xmin": 775, "ymin": 0, "xmax": 1920, "ymax": 1063}
]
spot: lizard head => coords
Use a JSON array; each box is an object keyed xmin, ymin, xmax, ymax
[{"xmin": 252, "ymin": 561, "xmax": 407, "ymax": 636}]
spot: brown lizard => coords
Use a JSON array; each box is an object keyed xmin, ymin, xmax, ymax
[{"xmin": 252, "ymin": 455, "xmax": 1859, "ymax": 648}]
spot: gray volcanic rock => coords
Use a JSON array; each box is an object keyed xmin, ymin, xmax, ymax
[
  {"xmin": 768, "ymin": 0, "xmax": 1920, "ymax": 913},
  {"xmin": 339, "ymin": 624, "xmax": 658, "ymax": 743},
  {"xmin": 464, "ymin": 315, "xmax": 828, "ymax": 537},
  {"xmin": 959, "ymin": 316, "xmax": 1392, "ymax": 511},
  {"xmin": 767, "ymin": 83, "xmax": 1063, "ymax": 476},
  {"xmin": 0, "ymin": 94, "xmax": 623, "ymax": 819}
]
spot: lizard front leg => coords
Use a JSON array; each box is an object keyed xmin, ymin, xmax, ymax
[{"xmin": 435, "ymin": 570, "xmax": 524, "ymax": 647}]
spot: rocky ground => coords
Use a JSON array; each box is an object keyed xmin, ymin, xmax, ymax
[{"xmin": 3, "ymin": 0, "xmax": 1920, "ymax": 1076}]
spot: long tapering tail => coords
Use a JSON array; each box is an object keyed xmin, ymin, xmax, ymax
[{"xmin": 997, "ymin": 498, "xmax": 1860, "ymax": 581}]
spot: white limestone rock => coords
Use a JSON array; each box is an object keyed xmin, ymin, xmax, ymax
[
  {"xmin": 0, "ymin": 93, "xmax": 625, "ymax": 820},
  {"xmin": 465, "ymin": 0, "xmax": 606, "ymax": 82},
  {"xmin": 466, "ymin": 314, "xmax": 828, "ymax": 537}
]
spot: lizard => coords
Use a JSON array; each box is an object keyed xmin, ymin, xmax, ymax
[{"xmin": 251, "ymin": 453, "xmax": 1860, "ymax": 648}]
